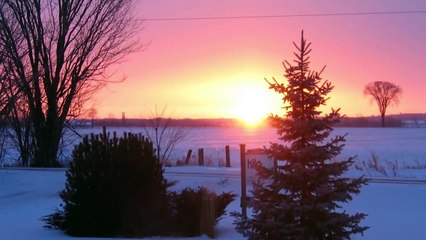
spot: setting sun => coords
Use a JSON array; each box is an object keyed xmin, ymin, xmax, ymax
[
  {"xmin": 235, "ymin": 107, "xmax": 266, "ymax": 127},
  {"xmin": 231, "ymin": 85, "xmax": 278, "ymax": 127}
]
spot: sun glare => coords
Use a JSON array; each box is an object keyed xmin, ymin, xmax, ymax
[
  {"xmin": 232, "ymin": 86, "xmax": 275, "ymax": 127},
  {"xmin": 236, "ymin": 107, "xmax": 266, "ymax": 127}
]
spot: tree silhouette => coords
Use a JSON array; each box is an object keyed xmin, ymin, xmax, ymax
[
  {"xmin": 142, "ymin": 106, "xmax": 187, "ymax": 165},
  {"xmin": 0, "ymin": 0, "xmax": 140, "ymax": 166},
  {"xmin": 364, "ymin": 81, "xmax": 402, "ymax": 127},
  {"xmin": 233, "ymin": 31, "xmax": 368, "ymax": 239},
  {"xmin": 87, "ymin": 107, "xmax": 97, "ymax": 128}
]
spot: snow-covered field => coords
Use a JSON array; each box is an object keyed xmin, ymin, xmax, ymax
[
  {"xmin": 1, "ymin": 167, "xmax": 426, "ymax": 239},
  {"xmin": 68, "ymin": 127, "xmax": 426, "ymax": 179},
  {"xmin": 1, "ymin": 127, "xmax": 426, "ymax": 239},
  {"xmin": 3, "ymin": 127, "xmax": 426, "ymax": 179}
]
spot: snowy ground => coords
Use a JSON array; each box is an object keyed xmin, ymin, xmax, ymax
[
  {"xmin": 1, "ymin": 127, "xmax": 426, "ymax": 239},
  {"xmin": 1, "ymin": 167, "xmax": 426, "ymax": 240},
  {"xmin": 3, "ymin": 127, "xmax": 426, "ymax": 179}
]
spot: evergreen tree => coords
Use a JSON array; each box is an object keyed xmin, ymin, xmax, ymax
[{"xmin": 233, "ymin": 31, "xmax": 368, "ymax": 239}]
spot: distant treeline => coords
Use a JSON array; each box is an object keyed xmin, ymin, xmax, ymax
[
  {"xmin": 335, "ymin": 116, "xmax": 403, "ymax": 128},
  {"xmin": 336, "ymin": 113, "xmax": 426, "ymax": 128},
  {"xmin": 74, "ymin": 113, "xmax": 426, "ymax": 128},
  {"xmin": 84, "ymin": 118, "xmax": 242, "ymax": 128}
]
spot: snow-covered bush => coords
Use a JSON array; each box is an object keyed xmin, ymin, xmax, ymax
[
  {"xmin": 44, "ymin": 130, "xmax": 235, "ymax": 237},
  {"xmin": 169, "ymin": 187, "xmax": 235, "ymax": 237},
  {"xmin": 44, "ymin": 131, "xmax": 172, "ymax": 237}
]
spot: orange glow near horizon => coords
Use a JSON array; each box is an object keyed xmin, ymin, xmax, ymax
[
  {"xmin": 231, "ymin": 84, "xmax": 277, "ymax": 127},
  {"xmin": 92, "ymin": 1, "xmax": 426, "ymax": 120}
]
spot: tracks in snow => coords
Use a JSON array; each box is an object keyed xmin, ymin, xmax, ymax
[
  {"xmin": 367, "ymin": 178, "xmax": 426, "ymax": 185},
  {"xmin": 3, "ymin": 168, "xmax": 426, "ymax": 185},
  {"xmin": 165, "ymin": 171, "xmax": 426, "ymax": 185}
]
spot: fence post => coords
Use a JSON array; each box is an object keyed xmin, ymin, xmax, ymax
[
  {"xmin": 102, "ymin": 126, "xmax": 107, "ymax": 144},
  {"xmin": 225, "ymin": 145, "xmax": 231, "ymax": 167},
  {"xmin": 185, "ymin": 149, "xmax": 192, "ymax": 165},
  {"xmin": 198, "ymin": 148, "xmax": 204, "ymax": 166},
  {"xmin": 240, "ymin": 144, "xmax": 247, "ymax": 217}
]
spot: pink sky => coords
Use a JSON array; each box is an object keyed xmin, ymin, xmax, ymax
[{"xmin": 94, "ymin": 0, "xmax": 426, "ymax": 119}]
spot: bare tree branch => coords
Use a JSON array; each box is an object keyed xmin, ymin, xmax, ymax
[
  {"xmin": 0, "ymin": 0, "xmax": 141, "ymax": 166},
  {"xmin": 142, "ymin": 106, "xmax": 188, "ymax": 165}
]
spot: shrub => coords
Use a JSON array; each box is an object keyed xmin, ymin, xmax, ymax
[
  {"xmin": 169, "ymin": 187, "xmax": 236, "ymax": 238},
  {"xmin": 44, "ymin": 131, "xmax": 172, "ymax": 237}
]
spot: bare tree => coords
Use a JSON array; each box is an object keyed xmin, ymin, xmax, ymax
[
  {"xmin": 87, "ymin": 107, "xmax": 97, "ymax": 128},
  {"xmin": 0, "ymin": 0, "xmax": 140, "ymax": 167},
  {"xmin": 364, "ymin": 81, "xmax": 402, "ymax": 127},
  {"xmin": 0, "ymin": 46, "xmax": 17, "ymax": 166},
  {"xmin": 142, "ymin": 106, "xmax": 188, "ymax": 166},
  {"xmin": 6, "ymin": 94, "xmax": 34, "ymax": 166},
  {"xmin": 0, "ymin": 43, "xmax": 16, "ymax": 117}
]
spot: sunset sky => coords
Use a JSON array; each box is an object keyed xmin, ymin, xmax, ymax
[{"xmin": 95, "ymin": 0, "xmax": 426, "ymax": 121}]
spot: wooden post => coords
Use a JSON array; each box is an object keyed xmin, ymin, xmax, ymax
[
  {"xmin": 240, "ymin": 144, "xmax": 247, "ymax": 217},
  {"xmin": 274, "ymin": 158, "xmax": 278, "ymax": 172},
  {"xmin": 185, "ymin": 149, "xmax": 192, "ymax": 165},
  {"xmin": 102, "ymin": 126, "xmax": 107, "ymax": 136},
  {"xmin": 102, "ymin": 126, "xmax": 107, "ymax": 143},
  {"xmin": 198, "ymin": 148, "xmax": 204, "ymax": 166},
  {"xmin": 225, "ymin": 145, "xmax": 231, "ymax": 167}
]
